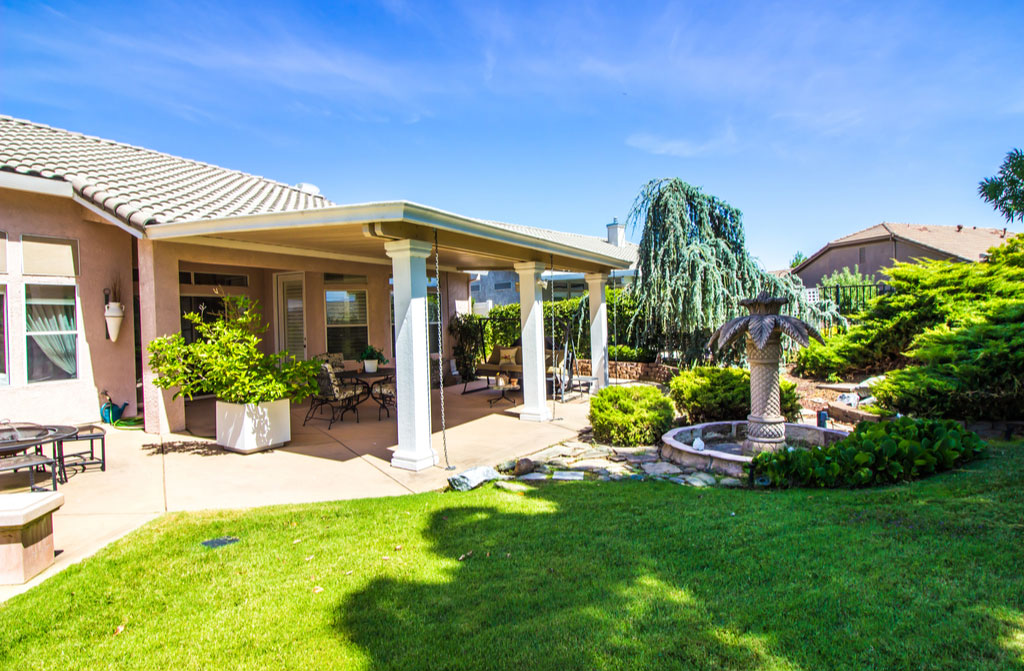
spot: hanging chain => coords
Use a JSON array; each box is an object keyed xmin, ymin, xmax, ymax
[{"xmin": 435, "ymin": 229, "xmax": 453, "ymax": 470}]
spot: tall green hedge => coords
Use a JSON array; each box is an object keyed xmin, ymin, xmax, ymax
[{"xmin": 668, "ymin": 366, "xmax": 801, "ymax": 423}]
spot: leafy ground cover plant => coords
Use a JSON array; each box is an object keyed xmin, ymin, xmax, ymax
[
  {"xmin": 668, "ymin": 366, "xmax": 801, "ymax": 423},
  {"xmin": 147, "ymin": 295, "xmax": 319, "ymax": 404},
  {"xmin": 607, "ymin": 344, "xmax": 656, "ymax": 363},
  {"xmin": 588, "ymin": 385, "xmax": 674, "ymax": 446},
  {"xmin": 749, "ymin": 417, "xmax": 986, "ymax": 488}
]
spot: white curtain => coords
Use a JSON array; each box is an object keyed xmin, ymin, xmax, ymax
[{"xmin": 26, "ymin": 303, "xmax": 77, "ymax": 376}]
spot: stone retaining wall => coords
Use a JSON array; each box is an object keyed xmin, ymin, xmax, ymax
[{"xmin": 576, "ymin": 359, "xmax": 679, "ymax": 384}]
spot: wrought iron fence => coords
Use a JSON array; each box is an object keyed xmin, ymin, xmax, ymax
[{"xmin": 820, "ymin": 283, "xmax": 892, "ymax": 315}]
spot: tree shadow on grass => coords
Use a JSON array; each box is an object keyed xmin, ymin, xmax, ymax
[{"xmin": 335, "ymin": 480, "xmax": 1024, "ymax": 671}]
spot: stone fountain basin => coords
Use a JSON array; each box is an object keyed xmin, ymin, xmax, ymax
[{"xmin": 661, "ymin": 421, "xmax": 849, "ymax": 477}]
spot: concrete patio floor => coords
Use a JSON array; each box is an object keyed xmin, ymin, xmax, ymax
[{"xmin": 0, "ymin": 381, "xmax": 592, "ymax": 601}]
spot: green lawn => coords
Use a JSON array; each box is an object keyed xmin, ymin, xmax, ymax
[{"xmin": 2, "ymin": 442, "xmax": 1023, "ymax": 671}]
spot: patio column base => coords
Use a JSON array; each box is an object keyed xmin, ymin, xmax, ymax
[{"xmin": 390, "ymin": 449, "xmax": 440, "ymax": 471}]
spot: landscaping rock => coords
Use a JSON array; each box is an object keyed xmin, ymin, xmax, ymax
[
  {"xmin": 690, "ymin": 472, "xmax": 718, "ymax": 486},
  {"xmin": 718, "ymin": 477, "xmax": 744, "ymax": 488},
  {"xmin": 855, "ymin": 375, "xmax": 886, "ymax": 398},
  {"xmin": 682, "ymin": 475, "xmax": 709, "ymax": 487},
  {"xmin": 551, "ymin": 471, "xmax": 585, "ymax": 481},
  {"xmin": 548, "ymin": 457, "xmax": 572, "ymax": 469},
  {"xmin": 624, "ymin": 452, "xmax": 659, "ymax": 464},
  {"xmin": 579, "ymin": 448, "xmax": 614, "ymax": 459},
  {"xmin": 495, "ymin": 481, "xmax": 532, "ymax": 493},
  {"xmin": 642, "ymin": 462, "xmax": 682, "ymax": 476},
  {"xmin": 530, "ymin": 446, "xmax": 572, "ymax": 462},
  {"xmin": 668, "ymin": 476, "xmax": 687, "ymax": 485},
  {"xmin": 513, "ymin": 458, "xmax": 535, "ymax": 476},
  {"xmin": 518, "ymin": 472, "xmax": 548, "ymax": 481},
  {"xmin": 449, "ymin": 466, "xmax": 502, "ymax": 491},
  {"xmin": 836, "ymin": 392, "xmax": 860, "ymax": 407},
  {"xmin": 496, "ymin": 459, "xmax": 517, "ymax": 473},
  {"xmin": 571, "ymin": 459, "xmax": 614, "ymax": 472}
]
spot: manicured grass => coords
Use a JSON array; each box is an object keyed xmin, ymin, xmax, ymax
[{"xmin": 2, "ymin": 443, "xmax": 1023, "ymax": 670}]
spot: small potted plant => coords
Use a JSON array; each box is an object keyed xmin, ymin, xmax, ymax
[
  {"xmin": 356, "ymin": 345, "xmax": 389, "ymax": 373},
  {"xmin": 104, "ymin": 275, "xmax": 125, "ymax": 342},
  {"xmin": 147, "ymin": 296, "xmax": 320, "ymax": 454}
]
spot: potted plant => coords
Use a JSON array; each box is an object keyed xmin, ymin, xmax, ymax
[
  {"xmin": 356, "ymin": 345, "xmax": 388, "ymax": 373},
  {"xmin": 147, "ymin": 296, "xmax": 320, "ymax": 454},
  {"xmin": 104, "ymin": 276, "xmax": 125, "ymax": 342}
]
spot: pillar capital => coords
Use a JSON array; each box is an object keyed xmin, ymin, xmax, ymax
[
  {"xmin": 513, "ymin": 261, "xmax": 547, "ymax": 275},
  {"xmin": 584, "ymin": 272, "xmax": 609, "ymax": 284},
  {"xmin": 384, "ymin": 238, "xmax": 433, "ymax": 260}
]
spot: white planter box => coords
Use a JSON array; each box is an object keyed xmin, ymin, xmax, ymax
[{"xmin": 215, "ymin": 399, "xmax": 291, "ymax": 454}]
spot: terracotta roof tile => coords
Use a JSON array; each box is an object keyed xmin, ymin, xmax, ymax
[{"xmin": 0, "ymin": 115, "xmax": 333, "ymax": 228}]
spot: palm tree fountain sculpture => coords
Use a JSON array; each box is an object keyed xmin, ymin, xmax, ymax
[{"xmin": 707, "ymin": 292, "xmax": 824, "ymax": 454}]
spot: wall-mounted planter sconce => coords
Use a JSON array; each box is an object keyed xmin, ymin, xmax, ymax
[{"xmin": 103, "ymin": 285, "xmax": 125, "ymax": 342}]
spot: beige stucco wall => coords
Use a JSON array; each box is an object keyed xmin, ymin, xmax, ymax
[
  {"xmin": 0, "ymin": 189, "xmax": 137, "ymax": 424},
  {"xmin": 796, "ymin": 239, "xmax": 958, "ymax": 287}
]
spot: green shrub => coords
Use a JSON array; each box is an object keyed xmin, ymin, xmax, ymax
[
  {"xmin": 794, "ymin": 234, "xmax": 1024, "ymax": 379},
  {"xmin": 148, "ymin": 295, "xmax": 319, "ymax": 404},
  {"xmin": 588, "ymin": 386, "xmax": 675, "ymax": 446},
  {"xmin": 749, "ymin": 418, "xmax": 986, "ymax": 488},
  {"xmin": 668, "ymin": 367, "xmax": 801, "ymax": 423}
]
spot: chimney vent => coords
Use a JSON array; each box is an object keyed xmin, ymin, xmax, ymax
[
  {"xmin": 295, "ymin": 182, "xmax": 321, "ymax": 195},
  {"xmin": 606, "ymin": 217, "xmax": 625, "ymax": 247},
  {"xmin": 956, "ymin": 224, "xmax": 963, "ymax": 232},
  {"xmin": 1003, "ymin": 227, "xmax": 1008, "ymax": 238}
]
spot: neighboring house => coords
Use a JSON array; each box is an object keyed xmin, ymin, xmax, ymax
[
  {"xmin": 792, "ymin": 222, "xmax": 1013, "ymax": 287},
  {"xmin": 471, "ymin": 218, "xmax": 638, "ymax": 308},
  {"xmin": 0, "ymin": 116, "xmax": 630, "ymax": 471}
]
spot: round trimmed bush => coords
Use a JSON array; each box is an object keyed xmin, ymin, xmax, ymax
[
  {"xmin": 668, "ymin": 366, "xmax": 801, "ymax": 424},
  {"xmin": 588, "ymin": 386, "xmax": 675, "ymax": 446}
]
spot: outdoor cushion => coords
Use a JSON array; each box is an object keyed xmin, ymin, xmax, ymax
[{"xmin": 499, "ymin": 348, "xmax": 519, "ymax": 366}]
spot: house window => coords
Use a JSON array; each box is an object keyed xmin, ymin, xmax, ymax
[
  {"xmin": 493, "ymin": 281, "xmax": 512, "ymax": 291},
  {"xmin": 25, "ymin": 284, "xmax": 78, "ymax": 383},
  {"xmin": 22, "ymin": 235, "xmax": 78, "ymax": 276},
  {"xmin": 326, "ymin": 289, "xmax": 368, "ymax": 360},
  {"xmin": 470, "ymin": 282, "xmax": 480, "ymax": 293},
  {"xmin": 180, "ymin": 295, "xmax": 225, "ymax": 345},
  {"xmin": 0, "ymin": 286, "xmax": 7, "ymax": 385},
  {"xmin": 0, "ymin": 232, "xmax": 7, "ymax": 274}
]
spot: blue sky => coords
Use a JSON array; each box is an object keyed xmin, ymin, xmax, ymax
[{"xmin": 2, "ymin": 0, "xmax": 1022, "ymax": 269}]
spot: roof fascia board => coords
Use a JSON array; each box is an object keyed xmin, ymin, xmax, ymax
[
  {"xmin": 0, "ymin": 171, "xmax": 73, "ymax": 198},
  {"xmin": 143, "ymin": 200, "xmax": 629, "ymax": 270}
]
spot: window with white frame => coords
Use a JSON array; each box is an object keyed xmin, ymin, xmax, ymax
[
  {"xmin": 325, "ymin": 288, "xmax": 368, "ymax": 360},
  {"xmin": 0, "ymin": 231, "xmax": 7, "ymax": 274},
  {"xmin": 25, "ymin": 284, "xmax": 78, "ymax": 382}
]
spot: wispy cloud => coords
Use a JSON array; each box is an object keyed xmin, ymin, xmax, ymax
[{"xmin": 626, "ymin": 126, "xmax": 738, "ymax": 158}]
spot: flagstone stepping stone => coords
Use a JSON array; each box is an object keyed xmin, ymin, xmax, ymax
[
  {"xmin": 718, "ymin": 477, "xmax": 744, "ymax": 488},
  {"xmin": 495, "ymin": 481, "xmax": 532, "ymax": 493},
  {"xmin": 551, "ymin": 471, "xmax": 585, "ymax": 481},
  {"xmin": 668, "ymin": 476, "xmax": 687, "ymax": 485},
  {"xmin": 570, "ymin": 459, "xmax": 614, "ymax": 472},
  {"xmin": 518, "ymin": 472, "xmax": 549, "ymax": 481},
  {"xmin": 642, "ymin": 462, "xmax": 682, "ymax": 476},
  {"xmin": 579, "ymin": 448, "xmax": 614, "ymax": 459},
  {"xmin": 530, "ymin": 446, "xmax": 573, "ymax": 461},
  {"xmin": 690, "ymin": 472, "xmax": 718, "ymax": 486},
  {"xmin": 624, "ymin": 453, "xmax": 659, "ymax": 464},
  {"xmin": 682, "ymin": 475, "xmax": 710, "ymax": 487},
  {"xmin": 548, "ymin": 458, "xmax": 572, "ymax": 468}
]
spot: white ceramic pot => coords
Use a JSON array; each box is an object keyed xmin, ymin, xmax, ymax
[
  {"xmin": 104, "ymin": 302, "xmax": 124, "ymax": 342},
  {"xmin": 215, "ymin": 398, "xmax": 291, "ymax": 454},
  {"xmin": 363, "ymin": 359, "xmax": 378, "ymax": 373}
]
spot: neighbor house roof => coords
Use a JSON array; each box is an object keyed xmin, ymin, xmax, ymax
[
  {"xmin": 0, "ymin": 115, "xmax": 333, "ymax": 229},
  {"xmin": 793, "ymin": 222, "xmax": 1012, "ymax": 275}
]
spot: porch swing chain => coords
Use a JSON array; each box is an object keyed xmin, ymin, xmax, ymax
[{"xmin": 434, "ymin": 229, "xmax": 453, "ymax": 470}]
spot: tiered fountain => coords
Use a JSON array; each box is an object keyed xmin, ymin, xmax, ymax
[{"xmin": 661, "ymin": 293, "xmax": 848, "ymax": 476}]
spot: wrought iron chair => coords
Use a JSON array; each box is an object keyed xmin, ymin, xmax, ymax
[{"xmin": 303, "ymin": 364, "xmax": 370, "ymax": 429}]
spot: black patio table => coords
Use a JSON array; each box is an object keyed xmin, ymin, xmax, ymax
[
  {"xmin": 0, "ymin": 422, "xmax": 78, "ymax": 489},
  {"xmin": 339, "ymin": 367, "xmax": 398, "ymax": 420}
]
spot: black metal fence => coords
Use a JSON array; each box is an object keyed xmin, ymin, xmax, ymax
[{"xmin": 819, "ymin": 283, "xmax": 892, "ymax": 315}]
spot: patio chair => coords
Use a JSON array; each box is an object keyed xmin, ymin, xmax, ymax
[
  {"xmin": 370, "ymin": 380, "xmax": 396, "ymax": 420},
  {"xmin": 312, "ymin": 352, "xmax": 348, "ymax": 374},
  {"xmin": 303, "ymin": 364, "xmax": 370, "ymax": 429},
  {"xmin": 56, "ymin": 424, "xmax": 106, "ymax": 481}
]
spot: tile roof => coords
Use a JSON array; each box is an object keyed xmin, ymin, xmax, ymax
[
  {"xmin": 482, "ymin": 219, "xmax": 639, "ymax": 265},
  {"xmin": 0, "ymin": 115, "xmax": 333, "ymax": 229},
  {"xmin": 829, "ymin": 222, "xmax": 1011, "ymax": 261}
]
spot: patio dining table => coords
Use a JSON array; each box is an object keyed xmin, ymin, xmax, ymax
[
  {"xmin": 339, "ymin": 367, "xmax": 397, "ymax": 420},
  {"xmin": 0, "ymin": 422, "xmax": 78, "ymax": 490}
]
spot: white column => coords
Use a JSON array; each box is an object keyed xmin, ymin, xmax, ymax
[
  {"xmin": 586, "ymin": 273, "xmax": 609, "ymax": 390},
  {"xmin": 385, "ymin": 239, "xmax": 438, "ymax": 471},
  {"xmin": 514, "ymin": 261, "xmax": 551, "ymax": 422}
]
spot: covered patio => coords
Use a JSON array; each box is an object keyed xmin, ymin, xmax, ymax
[{"xmin": 140, "ymin": 201, "xmax": 632, "ymax": 471}]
